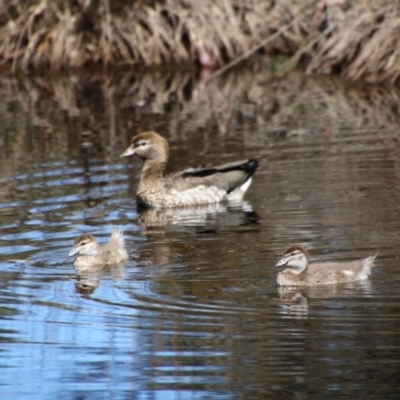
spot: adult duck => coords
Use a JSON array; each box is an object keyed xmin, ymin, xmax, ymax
[{"xmin": 120, "ymin": 131, "xmax": 258, "ymax": 208}]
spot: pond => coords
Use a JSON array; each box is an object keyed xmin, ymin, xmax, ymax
[{"xmin": 1, "ymin": 67, "xmax": 400, "ymax": 399}]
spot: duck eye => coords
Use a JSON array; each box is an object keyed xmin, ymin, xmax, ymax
[
  {"xmin": 79, "ymin": 241, "xmax": 87, "ymax": 246},
  {"xmin": 138, "ymin": 141, "xmax": 147, "ymax": 146}
]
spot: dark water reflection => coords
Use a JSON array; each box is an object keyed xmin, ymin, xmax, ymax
[{"xmin": 1, "ymin": 68, "xmax": 400, "ymax": 399}]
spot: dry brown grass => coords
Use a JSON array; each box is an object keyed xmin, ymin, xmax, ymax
[
  {"xmin": 295, "ymin": 0, "xmax": 400, "ymax": 83},
  {"xmin": 0, "ymin": 0, "xmax": 278, "ymax": 71},
  {"xmin": 0, "ymin": 0, "xmax": 400, "ymax": 83}
]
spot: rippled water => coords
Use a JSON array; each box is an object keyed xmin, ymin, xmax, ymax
[{"xmin": 1, "ymin": 71, "xmax": 400, "ymax": 399}]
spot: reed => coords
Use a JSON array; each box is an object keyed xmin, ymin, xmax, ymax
[
  {"xmin": 0, "ymin": 0, "xmax": 277, "ymax": 71},
  {"xmin": 0, "ymin": 1, "xmax": 399, "ymax": 83}
]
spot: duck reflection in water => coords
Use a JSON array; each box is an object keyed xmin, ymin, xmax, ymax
[
  {"xmin": 137, "ymin": 201, "xmax": 259, "ymax": 228},
  {"xmin": 136, "ymin": 201, "xmax": 259, "ymax": 270},
  {"xmin": 72, "ymin": 262, "xmax": 125, "ymax": 295},
  {"xmin": 277, "ymin": 280, "xmax": 373, "ymax": 319}
]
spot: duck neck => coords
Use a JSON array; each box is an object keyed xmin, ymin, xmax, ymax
[
  {"xmin": 141, "ymin": 159, "xmax": 166, "ymax": 181},
  {"xmin": 288, "ymin": 264, "xmax": 307, "ymax": 275}
]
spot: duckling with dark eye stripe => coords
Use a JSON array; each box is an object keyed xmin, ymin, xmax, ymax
[
  {"xmin": 120, "ymin": 131, "xmax": 258, "ymax": 208},
  {"xmin": 68, "ymin": 229, "xmax": 128, "ymax": 268},
  {"xmin": 276, "ymin": 245, "xmax": 376, "ymax": 286}
]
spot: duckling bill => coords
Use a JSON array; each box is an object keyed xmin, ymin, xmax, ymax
[
  {"xmin": 276, "ymin": 245, "xmax": 375, "ymax": 286},
  {"xmin": 120, "ymin": 131, "xmax": 258, "ymax": 208}
]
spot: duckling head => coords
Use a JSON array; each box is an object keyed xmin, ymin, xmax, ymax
[
  {"xmin": 69, "ymin": 234, "xmax": 99, "ymax": 257},
  {"xmin": 120, "ymin": 131, "xmax": 169, "ymax": 163},
  {"xmin": 276, "ymin": 245, "xmax": 310, "ymax": 274}
]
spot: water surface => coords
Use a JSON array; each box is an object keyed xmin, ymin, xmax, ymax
[{"xmin": 1, "ymin": 69, "xmax": 400, "ymax": 399}]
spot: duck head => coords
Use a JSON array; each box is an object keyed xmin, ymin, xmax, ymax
[
  {"xmin": 276, "ymin": 245, "xmax": 310, "ymax": 274},
  {"xmin": 69, "ymin": 234, "xmax": 99, "ymax": 257},
  {"xmin": 120, "ymin": 131, "xmax": 169, "ymax": 163}
]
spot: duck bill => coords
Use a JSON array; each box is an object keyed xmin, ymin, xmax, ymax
[
  {"xmin": 120, "ymin": 146, "xmax": 135, "ymax": 158},
  {"xmin": 68, "ymin": 248, "xmax": 78, "ymax": 257},
  {"xmin": 276, "ymin": 259, "xmax": 288, "ymax": 268}
]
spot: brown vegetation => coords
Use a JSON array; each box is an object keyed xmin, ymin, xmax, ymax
[
  {"xmin": 295, "ymin": 0, "xmax": 400, "ymax": 83},
  {"xmin": 0, "ymin": 0, "xmax": 277, "ymax": 71},
  {"xmin": 0, "ymin": 0, "xmax": 399, "ymax": 83}
]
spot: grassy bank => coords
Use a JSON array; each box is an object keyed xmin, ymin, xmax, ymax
[{"xmin": 0, "ymin": 0, "xmax": 398, "ymax": 83}]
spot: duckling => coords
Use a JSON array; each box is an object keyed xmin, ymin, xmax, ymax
[
  {"xmin": 68, "ymin": 229, "xmax": 128, "ymax": 268},
  {"xmin": 120, "ymin": 131, "xmax": 258, "ymax": 207},
  {"xmin": 276, "ymin": 245, "xmax": 375, "ymax": 286}
]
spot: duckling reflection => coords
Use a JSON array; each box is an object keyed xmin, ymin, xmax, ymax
[
  {"xmin": 276, "ymin": 245, "xmax": 375, "ymax": 286},
  {"xmin": 278, "ymin": 289, "xmax": 309, "ymax": 318},
  {"xmin": 277, "ymin": 280, "xmax": 373, "ymax": 318},
  {"xmin": 68, "ymin": 228, "xmax": 128, "ymax": 269},
  {"xmin": 73, "ymin": 271, "xmax": 101, "ymax": 295},
  {"xmin": 72, "ymin": 262, "xmax": 125, "ymax": 295}
]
